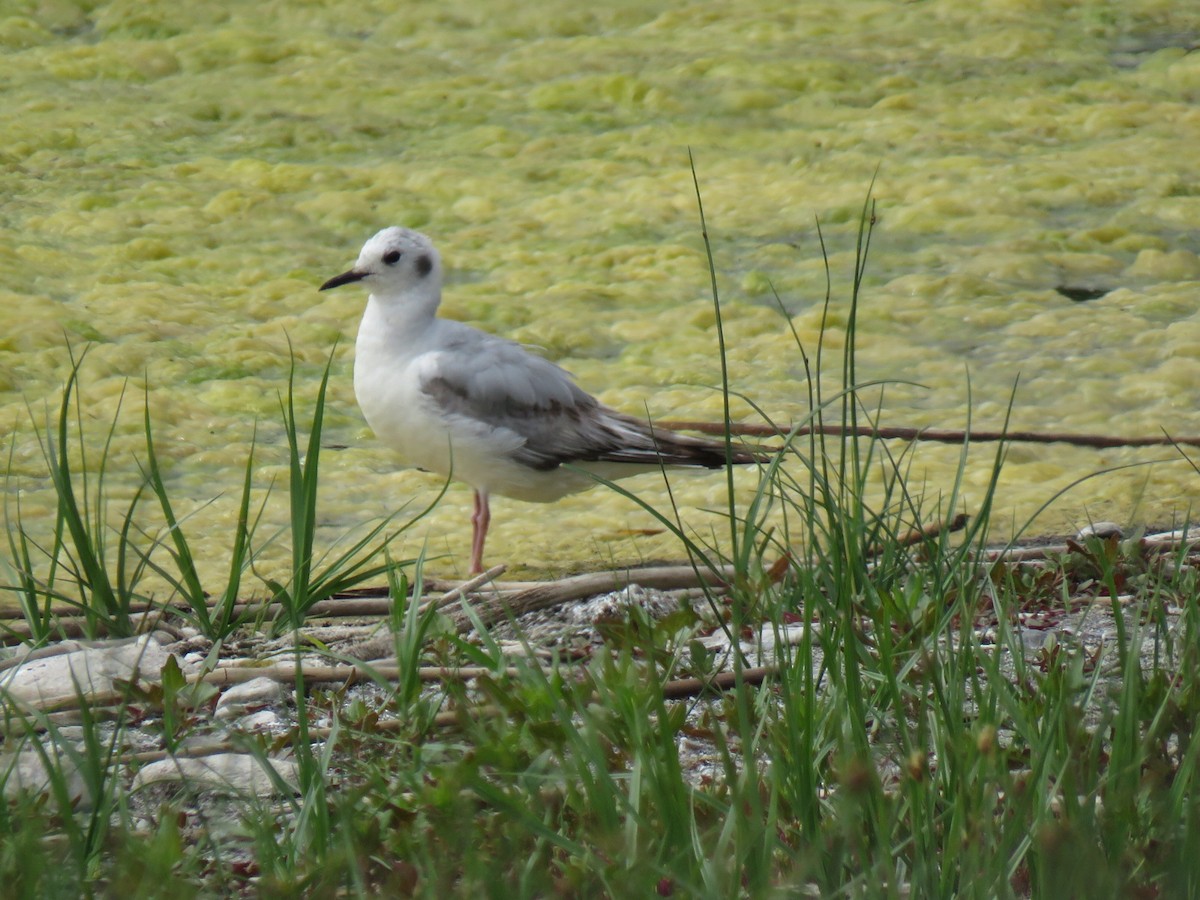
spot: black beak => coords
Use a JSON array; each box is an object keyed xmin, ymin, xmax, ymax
[{"xmin": 319, "ymin": 269, "xmax": 367, "ymax": 291}]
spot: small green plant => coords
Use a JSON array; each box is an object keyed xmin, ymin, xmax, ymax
[
  {"xmin": 136, "ymin": 386, "xmax": 267, "ymax": 640},
  {"xmin": 2, "ymin": 345, "xmax": 267, "ymax": 642},
  {"xmin": 2, "ymin": 342, "xmax": 439, "ymax": 643},
  {"xmin": 3, "ymin": 346, "xmax": 151, "ymax": 640}
]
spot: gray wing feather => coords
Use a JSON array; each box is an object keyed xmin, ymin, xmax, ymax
[{"xmin": 419, "ymin": 334, "xmax": 747, "ymax": 472}]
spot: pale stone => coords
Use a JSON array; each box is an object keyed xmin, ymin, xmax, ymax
[
  {"xmin": 0, "ymin": 635, "xmax": 173, "ymax": 711},
  {"xmin": 0, "ymin": 748, "xmax": 88, "ymax": 803},
  {"xmin": 132, "ymin": 753, "xmax": 298, "ymax": 796},
  {"xmin": 1077, "ymin": 522, "xmax": 1124, "ymax": 540},
  {"xmin": 214, "ymin": 676, "xmax": 285, "ymax": 720},
  {"xmin": 234, "ymin": 709, "xmax": 286, "ymax": 733}
]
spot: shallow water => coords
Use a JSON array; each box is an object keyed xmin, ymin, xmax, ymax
[{"xmin": 2, "ymin": 0, "xmax": 1200, "ymax": 583}]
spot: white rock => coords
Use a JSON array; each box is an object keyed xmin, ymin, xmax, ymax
[
  {"xmin": 214, "ymin": 676, "xmax": 285, "ymax": 720},
  {"xmin": 0, "ymin": 748, "xmax": 89, "ymax": 803},
  {"xmin": 0, "ymin": 635, "xmax": 173, "ymax": 711},
  {"xmin": 235, "ymin": 709, "xmax": 286, "ymax": 733},
  {"xmin": 1077, "ymin": 522, "xmax": 1123, "ymax": 540},
  {"xmin": 132, "ymin": 753, "xmax": 298, "ymax": 796},
  {"xmin": 698, "ymin": 621, "xmax": 810, "ymax": 666}
]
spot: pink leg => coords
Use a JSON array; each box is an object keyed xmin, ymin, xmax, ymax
[{"xmin": 470, "ymin": 489, "xmax": 490, "ymax": 574}]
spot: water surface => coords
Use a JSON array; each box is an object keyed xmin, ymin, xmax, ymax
[{"xmin": 3, "ymin": 0, "xmax": 1200, "ymax": 580}]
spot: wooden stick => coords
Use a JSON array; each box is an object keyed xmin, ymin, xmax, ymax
[
  {"xmin": 0, "ymin": 611, "xmax": 164, "ymax": 646},
  {"xmin": 450, "ymin": 563, "xmax": 735, "ymax": 632},
  {"xmin": 659, "ymin": 420, "xmax": 1200, "ymax": 449},
  {"xmin": 661, "ymin": 665, "xmax": 776, "ymax": 699},
  {"xmin": 866, "ymin": 513, "xmax": 970, "ymax": 557},
  {"xmin": 221, "ymin": 565, "xmax": 510, "ymax": 623},
  {"xmin": 427, "ymin": 564, "xmax": 507, "ymax": 613},
  {"xmin": 187, "ymin": 663, "xmax": 517, "ymax": 687}
]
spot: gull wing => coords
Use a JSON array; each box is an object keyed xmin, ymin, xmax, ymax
[{"xmin": 416, "ymin": 329, "xmax": 739, "ymax": 472}]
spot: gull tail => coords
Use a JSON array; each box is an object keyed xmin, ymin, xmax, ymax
[{"xmin": 598, "ymin": 411, "xmax": 770, "ymax": 469}]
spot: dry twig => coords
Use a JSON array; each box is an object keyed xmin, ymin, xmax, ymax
[
  {"xmin": 660, "ymin": 420, "xmax": 1200, "ymax": 449},
  {"xmin": 448, "ymin": 563, "xmax": 736, "ymax": 632}
]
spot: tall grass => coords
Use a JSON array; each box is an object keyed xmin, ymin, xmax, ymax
[
  {"xmin": 3, "ymin": 347, "xmax": 149, "ymax": 640},
  {"xmin": 1, "ymin": 345, "xmax": 430, "ymax": 642},
  {"xmin": 137, "ymin": 386, "xmax": 264, "ymax": 641}
]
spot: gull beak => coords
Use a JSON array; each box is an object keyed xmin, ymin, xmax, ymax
[{"xmin": 319, "ymin": 269, "xmax": 367, "ymax": 291}]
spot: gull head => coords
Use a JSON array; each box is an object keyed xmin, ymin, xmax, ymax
[{"xmin": 319, "ymin": 227, "xmax": 442, "ymax": 300}]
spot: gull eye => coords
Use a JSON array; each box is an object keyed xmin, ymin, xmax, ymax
[{"xmin": 382, "ymin": 250, "xmax": 401, "ymax": 265}]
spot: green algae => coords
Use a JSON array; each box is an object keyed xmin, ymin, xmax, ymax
[{"xmin": 3, "ymin": 0, "xmax": 1200, "ymax": 580}]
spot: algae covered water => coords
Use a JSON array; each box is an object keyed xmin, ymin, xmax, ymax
[{"xmin": 3, "ymin": 0, "xmax": 1200, "ymax": 578}]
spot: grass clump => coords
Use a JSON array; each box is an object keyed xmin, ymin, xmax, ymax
[
  {"xmin": 3, "ymin": 346, "xmax": 148, "ymax": 641},
  {"xmin": 1, "ymin": 344, "xmax": 427, "ymax": 644}
]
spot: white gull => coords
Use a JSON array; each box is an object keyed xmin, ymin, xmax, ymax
[{"xmin": 320, "ymin": 226, "xmax": 761, "ymax": 574}]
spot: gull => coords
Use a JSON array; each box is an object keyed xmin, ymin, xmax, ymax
[{"xmin": 320, "ymin": 227, "xmax": 762, "ymax": 574}]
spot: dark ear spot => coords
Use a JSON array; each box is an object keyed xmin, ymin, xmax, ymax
[{"xmin": 415, "ymin": 254, "xmax": 433, "ymax": 277}]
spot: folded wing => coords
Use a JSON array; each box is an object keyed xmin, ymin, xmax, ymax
[{"xmin": 418, "ymin": 332, "xmax": 758, "ymax": 472}]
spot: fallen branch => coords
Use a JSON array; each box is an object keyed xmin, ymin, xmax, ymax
[
  {"xmin": 225, "ymin": 565, "xmax": 510, "ymax": 623},
  {"xmin": 228, "ymin": 596, "xmax": 397, "ymax": 621},
  {"xmin": 0, "ymin": 607, "xmax": 167, "ymax": 647},
  {"xmin": 661, "ymin": 665, "xmax": 776, "ymax": 699},
  {"xmin": 189, "ymin": 663, "xmax": 517, "ymax": 687},
  {"xmin": 424, "ymin": 564, "xmax": 507, "ymax": 613},
  {"xmin": 449, "ymin": 563, "xmax": 736, "ymax": 632},
  {"xmin": 660, "ymin": 420, "xmax": 1200, "ymax": 449},
  {"xmin": 866, "ymin": 513, "xmax": 970, "ymax": 557}
]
